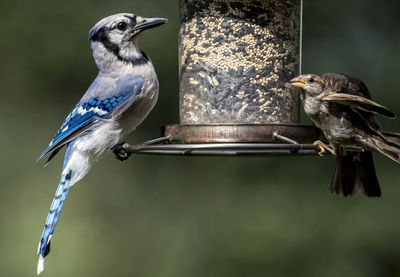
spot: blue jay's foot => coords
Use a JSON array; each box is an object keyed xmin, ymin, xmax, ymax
[{"xmin": 112, "ymin": 142, "xmax": 131, "ymax": 161}]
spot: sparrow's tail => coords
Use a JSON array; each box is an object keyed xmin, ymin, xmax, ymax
[
  {"xmin": 37, "ymin": 170, "xmax": 72, "ymax": 275},
  {"xmin": 330, "ymin": 151, "xmax": 381, "ymax": 197},
  {"xmin": 369, "ymin": 133, "xmax": 400, "ymax": 164}
]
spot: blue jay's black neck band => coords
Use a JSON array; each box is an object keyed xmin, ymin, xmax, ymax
[
  {"xmin": 139, "ymin": 50, "xmax": 150, "ymax": 62},
  {"xmin": 91, "ymin": 27, "xmax": 120, "ymax": 55},
  {"xmin": 91, "ymin": 27, "xmax": 149, "ymax": 66},
  {"xmin": 128, "ymin": 50, "xmax": 150, "ymax": 66}
]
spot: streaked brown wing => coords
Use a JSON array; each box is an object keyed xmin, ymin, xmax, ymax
[{"xmin": 322, "ymin": 93, "xmax": 396, "ymax": 118}]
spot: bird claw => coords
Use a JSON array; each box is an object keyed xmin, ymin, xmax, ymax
[
  {"xmin": 112, "ymin": 142, "xmax": 131, "ymax": 161},
  {"xmin": 313, "ymin": 140, "xmax": 335, "ymax": 156}
]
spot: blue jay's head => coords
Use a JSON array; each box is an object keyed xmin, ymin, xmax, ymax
[{"xmin": 89, "ymin": 13, "xmax": 167, "ymax": 69}]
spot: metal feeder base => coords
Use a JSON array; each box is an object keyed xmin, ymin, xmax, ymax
[
  {"xmin": 114, "ymin": 123, "xmax": 325, "ymax": 157},
  {"xmin": 162, "ymin": 124, "xmax": 320, "ymax": 144},
  {"xmin": 118, "ymin": 133, "xmax": 363, "ymax": 157},
  {"xmin": 111, "ymin": 124, "xmax": 362, "ymax": 157}
]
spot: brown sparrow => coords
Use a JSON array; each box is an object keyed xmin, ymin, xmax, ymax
[{"xmin": 290, "ymin": 73, "xmax": 400, "ymax": 197}]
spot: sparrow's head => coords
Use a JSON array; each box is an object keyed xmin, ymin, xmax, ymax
[
  {"xmin": 289, "ymin": 74, "xmax": 324, "ymax": 96},
  {"xmin": 89, "ymin": 13, "xmax": 167, "ymax": 70}
]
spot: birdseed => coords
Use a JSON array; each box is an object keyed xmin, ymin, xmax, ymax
[{"xmin": 179, "ymin": 0, "xmax": 301, "ymax": 124}]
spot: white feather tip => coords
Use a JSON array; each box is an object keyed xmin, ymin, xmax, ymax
[{"xmin": 37, "ymin": 255, "xmax": 45, "ymax": 275}]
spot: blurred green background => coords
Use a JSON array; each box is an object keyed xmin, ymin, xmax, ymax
[{"xmin": 1, "ymin": 0, "xmax": 400, "ymax": 276}]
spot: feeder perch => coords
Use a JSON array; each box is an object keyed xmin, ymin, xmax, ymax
[{"xmin": 123, "ymin": 0, "xmax": 321, "ymax": 156}]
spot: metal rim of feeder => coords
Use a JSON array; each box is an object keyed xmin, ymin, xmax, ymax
[
  {"xmin": 127, "ymin": 0, "xmax": 327, "ymax": 157},
  {"xmin": 119, "ymin": 136, "xmax": 362, "ymax": 156}
]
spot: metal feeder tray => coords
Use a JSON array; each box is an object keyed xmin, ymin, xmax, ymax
[{"xmin": 117, "ymin": 127, "xmax": 362, "ymax": 157}]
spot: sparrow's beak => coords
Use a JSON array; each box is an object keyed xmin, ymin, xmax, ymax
[
  {"xmin": 289, "ymin": 76, "xmax": 306, "ymax": 88},
  {"xmin": 132, "ymin": 17, "xmax": 167, "ymax": 35}
]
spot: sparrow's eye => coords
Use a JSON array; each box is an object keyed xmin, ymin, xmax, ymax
[
  {"xmin": 117, "ymin": 21, "xmax": 127, "ymax": 31},
  {"xmin": 308, "ymin": 77, "xmax": 314, "ymax": 83}
]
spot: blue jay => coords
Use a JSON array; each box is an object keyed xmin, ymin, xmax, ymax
[{"xmin": 36, "ymin": 13, "xmax": 167, "ymax": 274}]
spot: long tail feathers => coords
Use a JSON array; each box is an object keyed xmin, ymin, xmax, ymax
[
  {"xmin": 330, "ymin": 151, "xmax": 381, "ymax": 197},
  {"xmin": 37, "ymin": 170, "xmax": 72, "ymax": 275},
  {"xmin": 356, "ymin": 152, "xmax": 381, "ymax": 197},
  {"xmin": 330, "ymin": 152, "xmax": 358, "ymax": 196}
]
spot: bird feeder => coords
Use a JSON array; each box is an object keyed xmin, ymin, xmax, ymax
[{"xmin": 121, "ymin": 0, "xmax": 320, "ymax": 156}]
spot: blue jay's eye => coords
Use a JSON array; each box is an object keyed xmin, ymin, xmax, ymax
[
  {"xmin": 308, "ymin": 77, "xmax": 314, "ymax": 83},
  {"xmin": 117, "ymin": 22, "xmax": 127, "ymax": 31}
]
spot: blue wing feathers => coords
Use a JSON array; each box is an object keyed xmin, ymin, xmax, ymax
[
  {"xmin": 38, "ymin": 75, "xmax": 144, "ymax": 161},
  {"xmin": 37, "ymin": 75, "xmax": 145, "ymax": 269}
]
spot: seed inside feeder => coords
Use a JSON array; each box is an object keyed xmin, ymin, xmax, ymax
[{"xmin": 179, "ymin": 0, "xmax": 301, "ymax": 124}]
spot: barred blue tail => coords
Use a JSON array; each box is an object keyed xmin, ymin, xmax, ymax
[{"xmin": 37, "ymin": 170, "xmax": 72, "ymax": 275}]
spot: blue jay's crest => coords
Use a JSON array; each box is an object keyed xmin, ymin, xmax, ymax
[
  {"xmin": 88, "ymin": 13, "xmax": 135, "ymax": 40},
  {"xmin": 38, "ymin": 75, "xmax": 145, "ymax": 162}
]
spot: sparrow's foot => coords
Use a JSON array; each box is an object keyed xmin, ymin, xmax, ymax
[
  {"xmin": 313, "ymin": 140, "xmax": 335, "ymax": 156},
  {"xmin": 112, "ymin": 142, "xmax": 131, "ymax": 161}
]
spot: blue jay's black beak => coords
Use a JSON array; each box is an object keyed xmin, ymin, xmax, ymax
[{"xmin": 132, "ymin": 17, "xmax": 167, "ymax": 35}]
